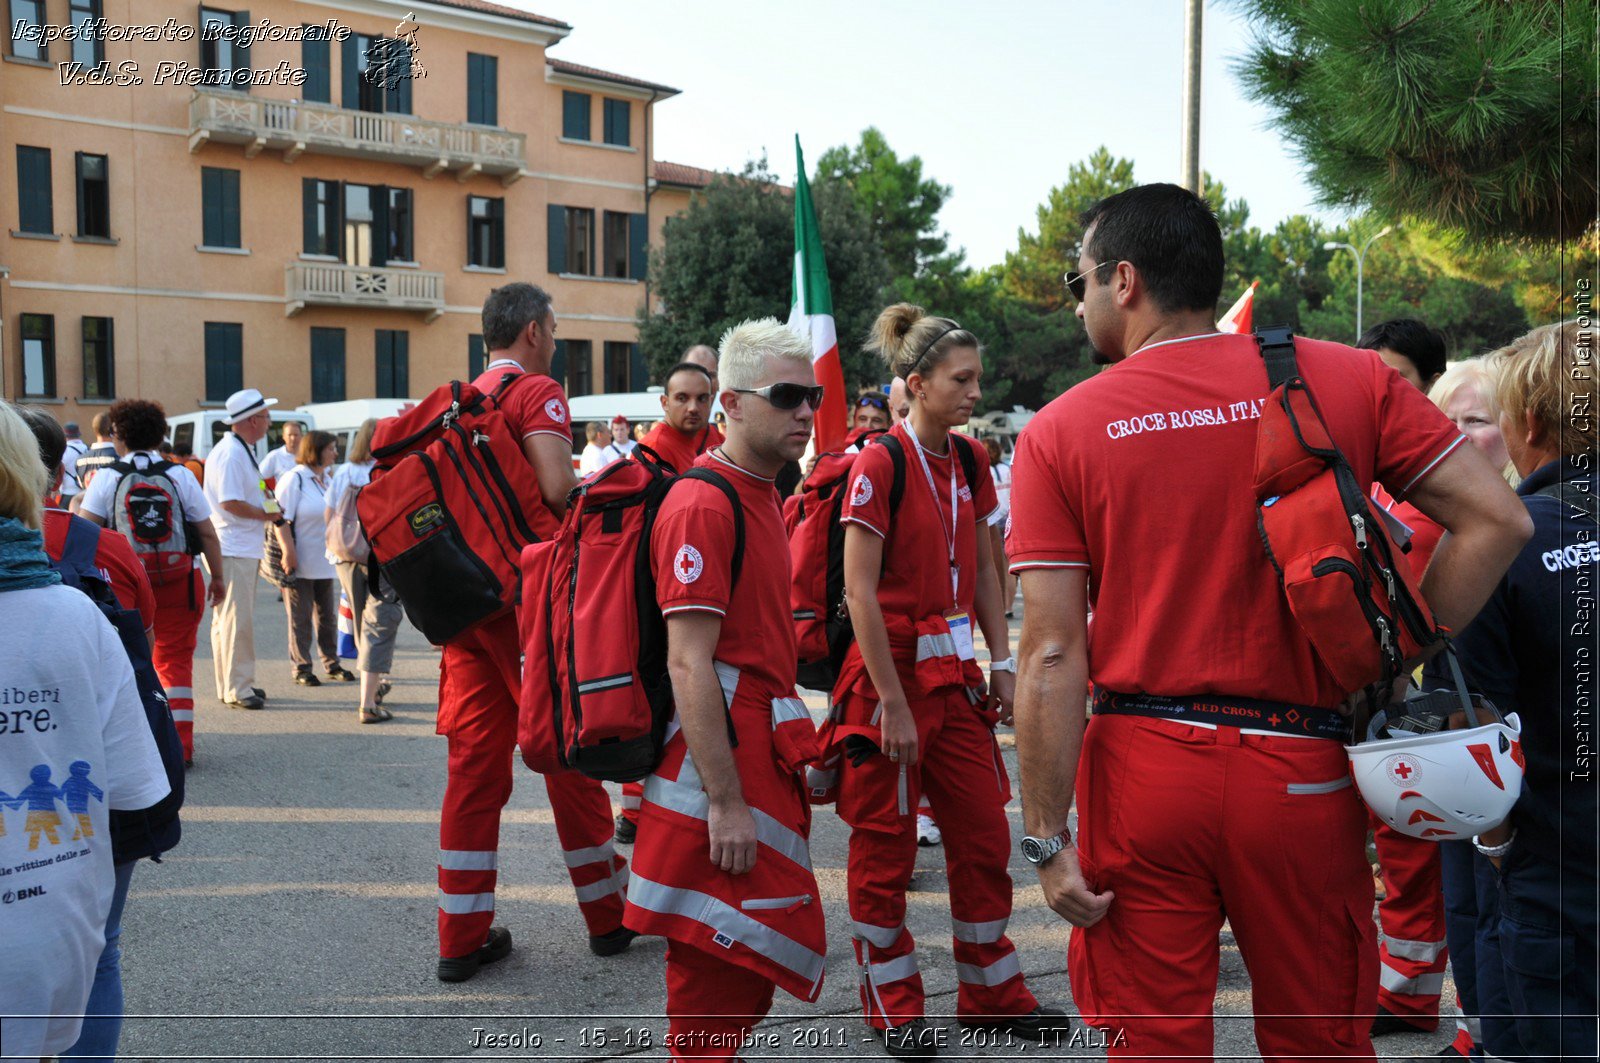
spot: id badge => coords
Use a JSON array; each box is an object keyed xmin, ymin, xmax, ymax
[
  {"xmin": 945, "ymin": 611, "xmax": 976, "ymax": 662},
  {"xmin": 261, "ymin": 481, "xmax": 281, "ymax": 516}
]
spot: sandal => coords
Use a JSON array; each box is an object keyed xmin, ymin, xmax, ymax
[{"xmin": 359, "ymin": 705, "xmax": 393, "ymax": 725}]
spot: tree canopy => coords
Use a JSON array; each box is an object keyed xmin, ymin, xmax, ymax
[{"xmin": 1231, "ymin": 0, "xmax": 1598, "ymax": 243}]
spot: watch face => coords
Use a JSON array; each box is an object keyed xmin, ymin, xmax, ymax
[{"xmin": 1020, "ymin": 837, "xmax": 1043, "ymax": 863}]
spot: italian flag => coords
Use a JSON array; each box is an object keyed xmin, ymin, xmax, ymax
[
  {"xmin": 1218, "ymin": 280, "xmax": 1259, "ymax": 334},
  {"xmin": 788, "ymin": 136, "xmax": 849, "ymax": 454}
]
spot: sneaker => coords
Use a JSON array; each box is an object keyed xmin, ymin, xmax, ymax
[
  {"xmin": 1371, "ymin": 1006, "xmax": 1439, "ymax": 1037},
  {"xmin": 436, "ymin": 926, "xmax": 512, "ymax": 983},
  {"xmin": 225, "ymin": 695, "xmax": 265, "ymax": 710},
  {"xmin": 959, "ymin": 1006, "xmax": 1075, "ymax": 1042},
  {"xmin": 916, "ymin": 813, "xmax": 942, "ymax": 847},
  {"xmin": 293, "ymin": 670, "xmax": 320, "ymax": 687},
  {"xmin": 589, "ymin": 925, "xmax": 638, "ymax": 957},
  {"xmin": 326, "ymin": 665, "xmax": 357, "ymax": 683},
  {"xmin": 872, "ymin": 1018, "xmax": 939, "ymax": 1060},
  {"xmin": 614, "ymin": 813, "xmax": 637, "ymax": 845}
]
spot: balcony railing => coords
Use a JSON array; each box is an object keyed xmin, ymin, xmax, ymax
[
  {"xmin": 191, "ymin": 90, "xmax": 526, "ymax": 181},
  {"xmin": 286, "ymin": 262, "xmax": 445, "ymax": 320}
]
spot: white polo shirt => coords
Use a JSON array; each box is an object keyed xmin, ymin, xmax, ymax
[
  {"xmin": 79, "ymin": 450, "xmax": 211, "ymax": 530},
  {"xmin": 204, "ymin": 431, "xmax": 269, "ymax": 559}
]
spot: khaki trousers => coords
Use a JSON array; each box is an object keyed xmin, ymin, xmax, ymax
[{"xmin": 209, "ymin": 554, "xmax": 261, "ymax": 703}]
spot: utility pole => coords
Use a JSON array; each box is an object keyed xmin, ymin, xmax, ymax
[
  {"xmin": 1181, "ymin": 0, "xmax": 1203, "ymax": 193},
  {"xmin": 1324, "ymin": 226, "xmax": 1395, "ymax": 340}
]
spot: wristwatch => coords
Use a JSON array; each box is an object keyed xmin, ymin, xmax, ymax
[
  {"xmin": 989, "ymin": 657, "xmax": 1016, "ymax": 673},
  {"xmin": 1020, "ymin": 827, "xmax": 1073, "ymax": 866},
  {"xmin": 1472, "ymin": 829, "xmax": 1516, "ymax": 859}
]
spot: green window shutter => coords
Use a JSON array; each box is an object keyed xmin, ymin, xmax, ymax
[
  {"xmin": 604, "ymin": 99, "xmax": 630, "ymax": 146},
  {"xmin": 550, "ymin": 339, "xmax": 566, "ymax": 390},
  {"xmin": 386, "ymin": 36, "xmax": 412, "ymax": 114},
  {"xmin": 628, "ymin": 343, "xmax": 646, "ymax": 392},
  {"xmin": 489, "ymin": 198, "xmax": 505, "ymax": 269},
  {"xmin": 628, "ymin": 212, "xmax": 648, "ymax": 281},
  {"xmin": 468, "ymin": 334, "xmax": 485, "ymax": 378},
  {"xmin": 341, "ymin": 35, "xmax": 361, "ymax": 108},
  {"xmin": 311, "ymin": 327, "xmax": 346, "ymax": 402},
  {"xmin": 547, "ymin": 204, "xmax": 566, "ymax": 274},
  {"xmin": 303, "ymin": 33, "xmax": 330, "ymax": 102},
  {"xmin": 234, "ymin": 10, "xmax": 251, "ymax": 72},
  {"xmin": 222, "ymin": 170, "xmax": 239, "ymax": 247},
  {"xmin": 17, "ymin": 146, "xmax": 53, "ymax": 234},
  {"xmin": 562, "ymin": 91, "xmax": 590, "ymax": 140},
  {"xmin": 301, "ymin": 178, "xmax": 317, "ymax": 253},
  {"xmin": 202, "ymin": 169, "xmax": 221, "ymax": 246}
]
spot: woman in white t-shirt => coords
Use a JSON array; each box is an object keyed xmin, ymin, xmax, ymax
[
  {"xmin": 272, "ymin": 431, "xmax": 354, "ymax": 687},
  {"xmin": 0, "ymin": 400, "xmax": 169, "ymax": 1060}
]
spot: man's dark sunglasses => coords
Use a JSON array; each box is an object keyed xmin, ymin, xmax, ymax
[
  {"xmin": 1064, "ymin": 259, "xmax": 1118, "ymax": 301},
  {"xmin": 857, "ymin": 394, "xmax": 888, "ymax": 411},
  {"xmin": 733, "ymin": 383, "xmax": 826, "ymax": 411}
]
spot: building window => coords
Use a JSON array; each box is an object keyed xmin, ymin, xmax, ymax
[
  {"xmin": 603, "ymin": 211, "xmax": 649, "ymax": 280},
  {"xmin": 302, "ymin": 30, "xmax": 330, "ymax": 103},
  {"xmin": 604, "ymin": 341, "xmax": 641, "ymax": 394},
  {"xmin": 202, "ymin": 167, "xmax": 241, "ymax": 248},
  {"xmin": 9, "ymin": 0, "xmax": 46, "ymax": 60},
  {"xmin": 467, "ymin": 53, "xmax": 497, "ymax": 125},
  {"xmin": 70, "ymin": 0, "xmax": 102, "ymax": 67},
  {"xmin": 468, "ymin": 334, "xmax": 485, "ymax": 378},
  {"xmin": 562, "ymin": 91, "xmax": 590, "ymax": 140},
  {"xmin": 74, "ymin": 153, "xmax": 110, "ymax": 238},
  {"xmin": 204, "ymin": 322, "xmax": 243, "ymax": 401},
  {"xmin": 566, "ymin": 339, "xmax": 593, "ymax": 397},
  {"xmin": 344, "ymin": 33, "xmax": 411, "ymax": 115},
  {"xmin": 20, "ymin": 314, "xmax": 55, "ymax": 398},
  {"xmin": 603, "ymin": 99, "xmax": 630, "ymax": 147},
  {"xmin": 342, "ymin": 183, "xmax": 376, "ymax": 267},
  {"xmin": 467, "ymin": 196, "xmax": 504, "ymax": 269},
  {"xmin": 310, "ymin": 327, "xmax": 346, "ymax": 402},
  {"xmin": 564, "ymin": 207, "xmax": 594, "ymax": 275},
  {"xmin": 387, "ymin": 187, "xmax": 412, "ymax": 262},
  {"xmin": 82, "ymin": 316, "xmax": 114, "ymax": 400},
  {"xmin": 199, "ymin": 8, "xmax": 250, "ymax": 86},
  {"xmin": 375, "ymin": 330, "xmax": 409, "ymax": 398},
  {"xmin": 302, "ymin": 178, "xmax": 340, "ymax": 256},
  {"xmin": 15, "ymin": 146, "xmax": 52, "ymax": 234}
]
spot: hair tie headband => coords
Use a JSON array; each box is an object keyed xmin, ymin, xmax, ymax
[{"xmin": 907, "ymin": 320, "xmax": 962, "ymax": 377}]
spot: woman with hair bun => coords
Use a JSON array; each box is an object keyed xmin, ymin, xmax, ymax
[{"xmin": 823, "ymin": 303, "xmax": 1070, "ymax": 1057}]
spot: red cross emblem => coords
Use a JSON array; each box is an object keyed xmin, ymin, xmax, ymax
[
  {"xmin": 1384, "ymin": 754, "xmax": 1422, "ymax": 786},
  {"xmin": 1394, "ymin": 761, "xmax": 1414, "ymax": 779},
  {"xmin": 673, "ymin": 544, "xmax": 704, "ymax": 585}
]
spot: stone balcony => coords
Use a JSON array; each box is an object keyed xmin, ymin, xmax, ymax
[
  {"xmin": 286, "ymin": 262, "xmax": 445, "ymax": 320},
  {"xmin": 190, "ymin": 89, "xmax": 526, "ymax": 183}
]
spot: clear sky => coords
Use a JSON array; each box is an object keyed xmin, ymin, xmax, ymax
[{"xmin": 519, "ymin": 0, "xmax": 1338, "ymax": 269}]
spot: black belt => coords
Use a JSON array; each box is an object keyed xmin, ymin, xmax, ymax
[{"xmin": 1091, "ymin": 687, "xmax": 1353, "ymax": 742}]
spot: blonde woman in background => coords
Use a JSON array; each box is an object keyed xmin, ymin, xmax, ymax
[{"xmin": 1429, "ymin": 357, "xmax": 1517, "ymax": 484}]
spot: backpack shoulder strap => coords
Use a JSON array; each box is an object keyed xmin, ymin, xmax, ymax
[
  {"xmin": 876, "ymin": 432, "xmax": 908, "ymax": 515},
  {"xmin": 108, "ymin": 459, "xmax": 133, "ymax": 476},
  {"xmin": 59, "ymin": 514, "xmax": 103, "ymax": 574},
  {"xmin": 1255, "ymin": 324, "xmax": 1299, "ymax": 391},
  {"xmin": 1536, "ymin": 481, "xmax": 1600, "ymax": 524},
  {"xmin": 679, "ymin": 468, "xmax": 746, "ymax": 585},
  {"xmin": 952, "ymin": 434, "xmax": 980, "ymax": 491}
]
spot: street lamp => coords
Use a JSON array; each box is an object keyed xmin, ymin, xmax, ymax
[{"xmin": 1324, "ymin": 226, "xmax": 1394, "ymax": 340}]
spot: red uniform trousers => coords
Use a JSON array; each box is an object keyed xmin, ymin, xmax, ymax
[
  {"xmin": 1370, "ymin": 813, "xmax": 1446, "ymax": 1025},
  {"xmin": 839, "ymin": 688, "xmax": 1037, "ymax": 1028},
  {"xmin": 621, "ymin": 780, "xmax": 642, "ymax": 825},
  {"xmin": 1068, "ymin": 715, "xmax": 1378, "ymax": 1061},
  {"xmin": 151, "ymin": 570, "xmax": 204, "ymax": 759},
  {"xmin": 436, "ymin": 612, "xmax": 627, "ymax": 958},
  {"xmin": 663, "ymin": 938, "xmax": 778, "ymax": 1061}
]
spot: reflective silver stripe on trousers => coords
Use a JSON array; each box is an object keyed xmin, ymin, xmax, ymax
[
  {"xmin": 170, "ymin": 709, "xmax": 195, "ymax": 722},
  {"xmin": 1383, "ymin": 936, "xmax": 1446, "ymax": 963},
  {"xmin": 915, "ymin": 632, "xmax": 957, "ymax": 662},
  {"xmin": 620, "ymin": 793, "xmax": 642, "ymax": 810},
  {"xmin": 643, "ymin": 773, "xmax": 812, "ymax": 871},
  {"xmin": 852, "ymin": 920, "xmax": 903, "ymax": 949},
  {"xmin": 574, "ymin": 867, "xmax": 629, "ymax": 904},
  {"xmin": 1286, "ymin": 777, "xmax": 1353, "ymax": 795},
  {"xmin": 577, "ymin": 673, "xmax": 633, "ymax": 695},
  {"xmin": 562, "ymin": 843, "xmax": 617, "ymax": 869},
  {"xmin": 1379, "ymin": 964, "xmax": 1445, "ymax": 995},
  {"xmin": 771, "ymin": 697, "xmax": 809, "ymax": 728},
  {"xmin": 956, "ymin": 950, "xmax": 1023, "ymax": 987},
  {"xmin": 438, "ymin": 849, "xmax": 499, "ymax": 872},
  {"xmin": 437, "ymin": 890, "xmax": 495, "ymax": 914},
  {"xmin": 628, "ymin": 873, "xmax": 824, "ymax": 987},
  {"xmin": 951, "ymin": 916, "xmax": 1009, "ymax": 944},
  {"xmin": 867, "ymin": 951, "xmax": 920, "ymax": 985},
  {"xmin": 166, "ymin": 686, "xmax": 193, "ymax": 699}
]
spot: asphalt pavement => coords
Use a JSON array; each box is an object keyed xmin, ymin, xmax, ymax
[{"xmin": 108, "ymin": 580, "xmax": 1459, "ymax": 1061}]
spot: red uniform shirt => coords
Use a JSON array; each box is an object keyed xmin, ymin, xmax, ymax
[
  {"xmin": 471, "ymin": 359, "xmax": 571, "ymax": 445},
  {"xmin": 1007, "ymin": 331, "xmax": 1463, "ymax": 709},
  {"xmin": 839, "ymin": 424, "xmax": 998, "ymax": 623},
  {"xmin": 42, "ymin": 509, "xmax": 157, "ymax": 629},
  {"xmin": 638, "ymin": 421, "xmax": 721, "ymax": 475},
  {"xmin": 651, "ymin": 449, "xmax": 796, "ymax": 695}
]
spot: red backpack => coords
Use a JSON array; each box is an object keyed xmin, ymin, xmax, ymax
[
  {"xmin": 357, "ymin": 373, "xmax": 554, "ymax": 646},
  {"xmin": 788, "ymin": 431, "xmax": 978, "ymax": 691},
  {"xmin": 1253, "ymin": 326, "xmax": 1443, "ymax": 697},
  {"xmin": 518, "ymin": 446, "xmax": 744, "ymax": 782}
]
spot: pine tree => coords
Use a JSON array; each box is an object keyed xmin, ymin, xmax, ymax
[{"xmin": 1232, "ymin": 0, "xmax": 1597, "ymax": 242}]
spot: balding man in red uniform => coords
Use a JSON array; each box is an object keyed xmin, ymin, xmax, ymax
[{"xmin": 1008, "ymin": 183, "xmax": 1531, "ymax": 1060}]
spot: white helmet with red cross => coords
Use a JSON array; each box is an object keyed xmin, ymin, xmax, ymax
[{"xmin": 1346, "ymin": 649, "xmax": 1524, "ymax": 841}]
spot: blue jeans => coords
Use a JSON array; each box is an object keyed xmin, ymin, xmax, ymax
[
  {"xmin": 1440, "ymin": 840, "xmax": 1516, "ymax": 1054},
  {"xmin": 1495, "ymin": 846, "xmax": 1598, "ymax": 1062},
  {"xmin": 63, "ymin": 860, "xmax": 134, "ymax": 1061}
]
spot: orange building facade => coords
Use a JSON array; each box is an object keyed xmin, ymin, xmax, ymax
[{"xmin": 1, "ymin": 0, "xmax": 691, "ymax": 422}]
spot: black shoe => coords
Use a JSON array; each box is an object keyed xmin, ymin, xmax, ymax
[
  {"xmin": 614, "ymin": 813, "xmax": 637, "ymax": 845},
  {"xmin": 225, "ymin": 695, "xmax": 265, "ymax": 710},
  {"xmin": 873, "ymin": 1018, "xmax": 939, "ymax": 1060},
  {"xmin": 959, "ymin": 1006, "xmax": 1074, "ymax": 1042},
  {"xmin": 326, "ymin": 665, "xmax": 356, "ymax": 683},
  {"xmin": 293, "ymin": 670, "xmax": 320, "ymax": 687},
  {"xmin": 436, "ymin": 926, "xmax": 512, "ymax": 982},
  {"xmin": 1372, "ymin": 1006, "xmax": 1438, "ymax": 1038},
  {"xmin": 589, "ymin": 925, "xmax": 638, "ymax": 957}
]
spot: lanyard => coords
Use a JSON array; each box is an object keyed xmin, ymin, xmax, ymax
[{"xmin": 906, "ymin": 427, "xmax": 959, "ymax": 606}]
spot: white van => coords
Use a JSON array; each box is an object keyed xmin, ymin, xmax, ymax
[
  {"xmin": 165, "ymin": 408, "xmax": 317, "ymax": 465},
  {"xmin": 295, "ymin": 399, "xmax": 416, "ymax": 458},
  {"xmin": 566, "ymin": 388, "xmax": 724, "ymax": 460}
]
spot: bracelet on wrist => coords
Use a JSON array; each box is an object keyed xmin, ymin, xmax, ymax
[{"xmin": 1472, "ymin": 828, "xmax": 1516, "ymax": 859}]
